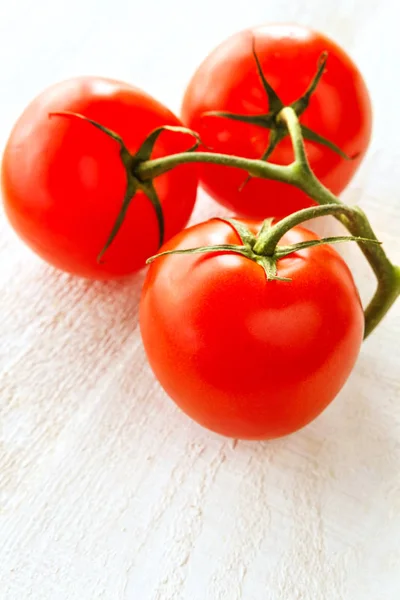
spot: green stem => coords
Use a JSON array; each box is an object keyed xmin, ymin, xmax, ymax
[
  {"xmin": 277, "ymin": 107, "xmax": 400, "ymax": 338},
  {"xmin": 253, "ymin": 204, "xmax": 355, "ymax": 255},
  {"xmin": 136, "ymin": 109, "xmax": 399, "ymax": 339},
  {"xmin": 136, "ymin": 151, "xmax": 296, "ymax": 185}
]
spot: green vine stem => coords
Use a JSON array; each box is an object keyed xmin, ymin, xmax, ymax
[
  {"xmin": 136, "ymin": 107, "xmax": 400, "ymax": 339},
  {"xmin": 137, "ymin": 150, "xmax": 295, "ymax": 185}
]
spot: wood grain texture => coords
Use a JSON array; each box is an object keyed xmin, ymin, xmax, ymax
[{"xmin": 0, "ymin": 1, "xmax": 399, "ymax": 599}]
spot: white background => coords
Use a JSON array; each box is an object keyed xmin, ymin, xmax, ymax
[{"xmin": 0, "ymin": 1, "xmax": 399, "ymax": 599}]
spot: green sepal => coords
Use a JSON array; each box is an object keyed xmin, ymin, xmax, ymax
[
  {"xmin": 257, "ymin": 256, "xmax": 291, "ymax": 282},
  {"xmin": 214, "ymin": 218, "xmax": 256, "ymax": 246},
  {"xmin": 251, "ymin": 36, "xmax": 283, "ymax": 113},
  {"xmin": 135, "ymin": 125, "xmax": 202, "ymax": 163},
  {"xmin": 275, "ymin": 235, "xmax": 382, "ymax": 259},
  {"xmin": 146, "ymin": 243, "xmax": 249, "ymax": 264},
  {"xmin": 200, "ymin": 45, "xmax": 354, "ymax": 171},
  {"xmin": 139, "ymin": 181, "xmax": 165, "ymax": 248},
  {"xmin": 49, "ymin": 111, "xmax": 128, "ymax": 150},
  {"xmin": 239, "ymin": 128, "xmax": 283, "ymax": 191},
  {"xmin": 49, "ymin": 112, "xmax": 199, "ymax": 259},
  {"xmin": 300, "ymin": 125, "xmax": 353, "ymax": 160},
  {"xmin": 290, "ymin": 52, "xmax": 328, "ymax": 116},
  {"xmin": 202, "ymin": 111, "xmax": 272, "ymax": 129},
  {"xmin": 97, "ymin": 177, "xmax": 138, "ymax": 263}
]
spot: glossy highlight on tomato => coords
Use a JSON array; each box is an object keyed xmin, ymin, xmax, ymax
[
  {"xmin": 1, "ymin": 77, "xmax": 198, "ymax": 279},
  {"xmin": 182, "ymin": 23, "xmax": 372, "ymax": 218},
  {"xmin": 140, "ymin": 218, "xmax": 364, "ymax": 440}
]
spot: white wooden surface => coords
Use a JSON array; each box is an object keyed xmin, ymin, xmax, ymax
[{"xmin": 1, "ymin": 1, "xmax": 399, "ymax": 599}]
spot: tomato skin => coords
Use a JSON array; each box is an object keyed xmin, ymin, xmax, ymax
[
  {"xmin": 140, "ymin": 219, "xmax": 364, "ymax": 440},
  {"xmin": 181, "ymin": 24, "xmax": 372, "ymax": 219},
  {"xmin": 1, "ymin": 77, "xmax": 198, "ymax": 279}
]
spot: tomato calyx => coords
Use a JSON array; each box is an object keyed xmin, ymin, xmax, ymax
[
  {"xmin": 49, "ymin": 111, "xmax": 200, "ymax": 261},
  {"xmin": 203, "ymin": 39, "xmax": 354, "ymax": 189},
  {"xmin": 147, "ymin": 204, "xmax": 380, "ymax": 281}
]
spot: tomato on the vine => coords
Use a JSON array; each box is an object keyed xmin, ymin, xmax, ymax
[
  {"xmin": 182, "ymin": 24, "xmax": 372, "ymax": 219},
  {"xmin": 140, "ymin": 218, "xmax": 364, "ymax": 440},
  {"xmin": 1, "ymin": 77, "xmax": 198, "ymax": 279}
]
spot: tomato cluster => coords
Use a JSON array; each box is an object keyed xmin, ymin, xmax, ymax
[{"xmin": 1, "ymin": 24, "xmax": 376, "ymax": 439}]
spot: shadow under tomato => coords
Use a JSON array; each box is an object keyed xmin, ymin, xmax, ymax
[{"xmin": 227, "ymin": 347, "xmax": 399, "ymax": 546}]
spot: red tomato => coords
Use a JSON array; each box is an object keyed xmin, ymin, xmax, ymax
[
  {"xmin": 181, "ymin": 24, "xmax": 372, "ymax": 218},
  {"xmin": 2, "ymin": 77, "xmax": 198, "ymax": 279},
  {"xmin": 140, "ymin": 218, "xmax": 364, "ymax": 440}
]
